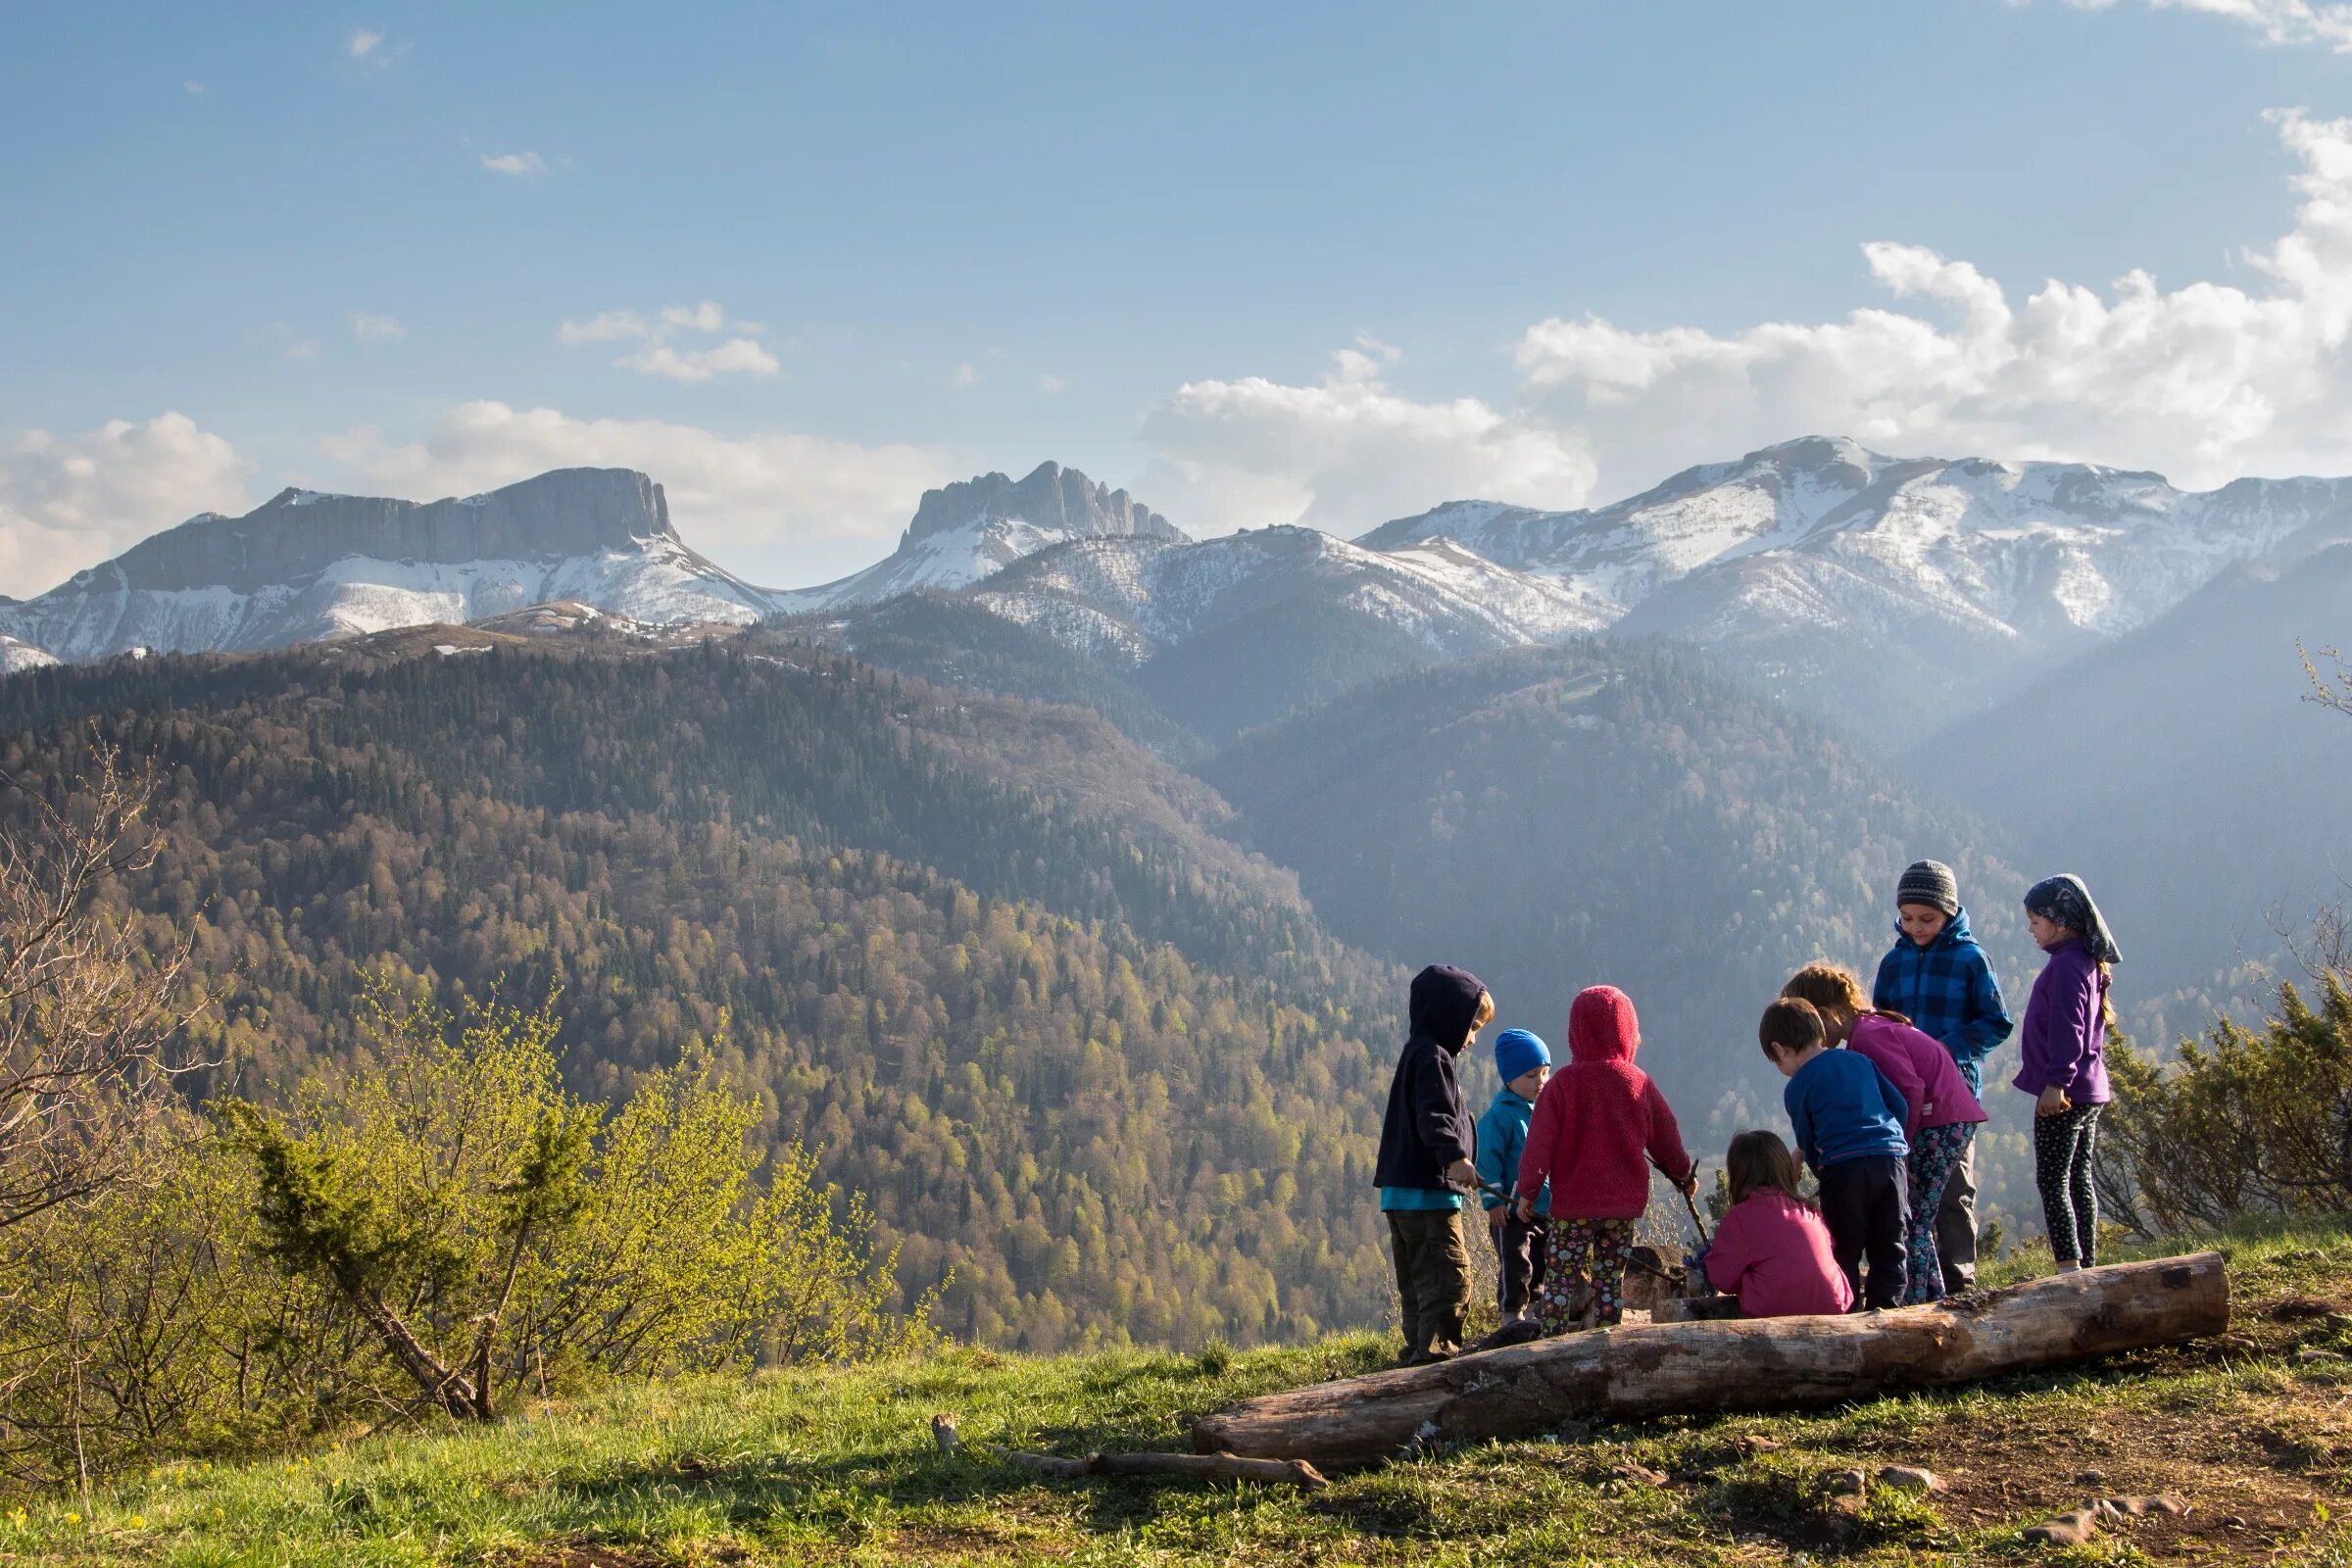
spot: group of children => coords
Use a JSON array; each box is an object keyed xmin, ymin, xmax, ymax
[{"xmin": 1374, "ymin": 859, "xmax": 2124, "ymax": 1363}]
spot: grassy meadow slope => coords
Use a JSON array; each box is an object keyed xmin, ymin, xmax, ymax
[{"xmin": 8, "ymin": 1223, "xmax": 2350, "ymax": 1566}]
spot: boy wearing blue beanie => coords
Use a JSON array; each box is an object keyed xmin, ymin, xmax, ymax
[{"xmin": 1475, "ymin": 1028, "xmax": 1553, "ymax": 1322}]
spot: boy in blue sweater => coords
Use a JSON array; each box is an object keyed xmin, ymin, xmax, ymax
[
  {"xmin": 1760, "ymin": 997, "xmax": 1911, "ymax": 1310},
  {"xmin": 1474, "ymin": 1028, "xmax": 1552, "ymax": 1322},
  {"xmin": 1872, "ymin": 859, "xmax": 2013, "ymax": 1294}
]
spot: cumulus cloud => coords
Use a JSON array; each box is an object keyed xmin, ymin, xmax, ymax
[
  {"xmin": 350, "ymin": 313, "xmax": 404, "ymax": 342},
  {"xmin": 559, "ymin": 300, "xmax": 778, "ymax": 381},
  {"xmin": 1508, "ymin": 108, "xmax": 2352, "ymax": 497},
  {"xmin": 0, "ymin": 414, "xmax": 250, "ymax": 598},
  {"xmin": 318, "ymin": 401, "xmax": 952, "ymax": 585},
  {"xmin": 348, "ymin": 27, "xmax": 383, "ymax": 59},
  {"xmin": 2068, "ymin": 0, "xmax": 2352, "ymax": 50},
  {"xmin": 1134, "ymin": 344, "xmax": 1597, "ymax": 532},
  {"xmin": 479, "ymin": 151, "xmax": 549, "ymax": 177},
  {"xmin": 614, "ymin": 338, "xmax": 780, "ymax": 382}
]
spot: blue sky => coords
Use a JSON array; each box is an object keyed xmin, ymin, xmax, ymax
[{"xmin": 6, "ymin": 0, "xmax": 2352, "ymax": 592}]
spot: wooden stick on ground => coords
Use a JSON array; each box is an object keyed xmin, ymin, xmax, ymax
[
  {"xmin": 989, "ymin": 1446, "xmax": 1329, "ymax": 1489},
  {"xmin": 1194, "ymin": 1251, "xmax": 2229, "ymax": 1471}
]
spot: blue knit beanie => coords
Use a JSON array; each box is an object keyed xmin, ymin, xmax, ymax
[{"xmin": 1494, "ymin": 1028, "xmax": 1550, "ymax": 1083}]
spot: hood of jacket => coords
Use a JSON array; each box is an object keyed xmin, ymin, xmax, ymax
[
  {"xmin": 1409, "ymin": 963, "xmax": 1487, "ymax": 1054},
  {"xmin": 1566, "ymin": 985, "xmax": 1641, "ymax": 1067},
  {"xmin": 1892, "ymin": 904, "xmax": 1978, "ymax": 953}
]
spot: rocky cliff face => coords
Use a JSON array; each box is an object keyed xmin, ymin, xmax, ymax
[
  {"xmin": 772, "ymin": 462, "xmax": 1187, "ymax": 613},
  {"xmin": 903, "ymin": 462, "xmax": 1180, "ymax": 550},
  {"xmin": 0, "ymin": 468, "xmax": 773, "ymax": 663},
  {"xmin": 87, "ymin": 468, "xmax": 676, "ymax": 595}
]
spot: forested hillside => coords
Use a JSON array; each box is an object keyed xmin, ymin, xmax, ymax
[{"xmin": 0, "ymin": 640, "xmax": 1404, "ymax": 1350}]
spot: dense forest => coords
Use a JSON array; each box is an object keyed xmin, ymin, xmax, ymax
[{"xmin": 0, "ymin": 641, "xmax": 1401, "ymax": 1350}]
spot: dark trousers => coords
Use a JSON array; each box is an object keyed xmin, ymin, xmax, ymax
[
  {"xmin": 1936, "ymin": 1135, "xmax": 1980, "ymax": 1293},
  {"xmin": 1387, "ymin": 1209, "xmax": 1471, "ymax": 1358},
  {"xmin": 1489, "ymin": 1212, "xmax": 1550, "ymax": 1318},
  {"xmin": 1817, "ymin": 1154, "xmax": 1910, "ymax": 1310},
  {"xmin": 2034, "ymin": 1102, "xmax": 2105, "ymax": 1264}
]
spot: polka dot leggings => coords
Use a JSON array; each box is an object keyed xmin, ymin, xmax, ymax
[
  {"xmin": 1536, "ymin": 1217, "xmax": 1635, "ymax": 1332},
  {"xmin": 2034, "ymin": 1102, "xmax": 2105, "ymax": 1266},
  {"xmin": 1903, "ymin": 1121, "xmax": 1975, "ymax": 1304}
]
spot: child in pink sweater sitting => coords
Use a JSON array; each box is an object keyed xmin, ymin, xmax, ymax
[
  {"xmin": 1704, "ymin": 1130, "xmax": 1854, "ymax": 1317},
  {"xmin": 1782, "ymin": 963, "xmax": 1988, "ymax": 1304}
]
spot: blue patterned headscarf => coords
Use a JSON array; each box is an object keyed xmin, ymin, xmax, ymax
[{"xmin": 2025, "ymin": 874, "xmax": 2121, "ymax": 965}]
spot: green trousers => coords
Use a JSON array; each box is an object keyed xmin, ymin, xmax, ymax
[{"xmin": 1387, "ymin": 1208, "xmax": 1472, "ymax": 1359}]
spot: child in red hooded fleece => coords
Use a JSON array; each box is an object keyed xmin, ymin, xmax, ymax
[{"xmin": 1513, "ymin": 986, "xmax": 1696, "ymax": 1330}]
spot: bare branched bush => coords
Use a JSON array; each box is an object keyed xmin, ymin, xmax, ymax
[{"xmin": 0, "ymin": 742, "xmax": 212, "ymax": 1231}]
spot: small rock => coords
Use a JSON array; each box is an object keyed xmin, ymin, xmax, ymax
[
  {"xmin": 2076, "ymin": 1467, "xmax": 2106, "ymax": 1486},
  {"xmin": 1608, "ymin": 1461, "xmax": 1668, "ymax": 1487},
  {"xmin": 1735, "ymin": 1434, "xmax": 1782, "ymax": 1456},
  {"xmin": 2023, "ymin": 1508, "xmax": 2101, "ymax": 1547},
  {"xmin": 1875, "ymin": 1464, "xmax": 1945, "ymax": 1494},
  {"xmin": 2144, "ymin": 1494, "xmax": 2191, "ymax": 1517},
  {"xmin": 2294, "ymin": 1347, "xmax": 2341, "ymax": 1365},
  {"xmin": 1824, "ymin": 1468, "xmax": 1868, "ymax": 1495}
]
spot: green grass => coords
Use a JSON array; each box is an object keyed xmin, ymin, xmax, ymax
[{"xmin": 12, "ymin": 1224, "xmax": 2352, "ymax": 1566}]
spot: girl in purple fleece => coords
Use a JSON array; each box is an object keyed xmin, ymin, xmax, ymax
[{"xmin": 2015, "ymin": 874, "xmax": 2122, "ymax": 1272}]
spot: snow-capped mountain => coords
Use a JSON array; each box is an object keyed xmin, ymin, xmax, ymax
[
  {"xmin": 1362, "ymin": 435, "xmax": 2352, "ymax": 644},
  {"xmin": 0, "ymin": 468, "xmax": 773, "ymax": 663},
  {"xmin": 972, "ymin": 526, "xmax": 1609, "ymax": 665},
  {"xmin": 1358, "ymin": 436, "xmax": 2352, "ymax": 737},
  {"xmin": 771, "ymin": 461, "xmax": 1184, "ymax": 613}
]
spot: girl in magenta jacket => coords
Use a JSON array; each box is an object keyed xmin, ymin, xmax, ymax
[
  {"xmin": 1705, "ymin": 1130, "xmax": 1854, "ymax": 1317},
  {"xmin": 1782, "ymin": 963, "xmax": 1987, "ymax": 1304},
  {"xmin": 1513, "ymin": 986, "xmax": 1695, "ymax": 1330}
]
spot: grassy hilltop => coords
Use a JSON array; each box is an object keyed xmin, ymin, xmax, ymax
[{"xmin": 10, "ymin": 1224, "xmax": 2352, "ymax": 1567}]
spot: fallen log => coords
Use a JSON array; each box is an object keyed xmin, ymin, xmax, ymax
[
  {"xmin": 1194, "ymin": 1251, "xmax": 2227, "ymax": 1470},
  {"xmin": 989, "ymin": 1446, "xmax": 1328, "ymax": 1489}
]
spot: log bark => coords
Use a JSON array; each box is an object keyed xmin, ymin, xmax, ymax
[
  {"xmin": 1195, "ymin": 1251, "xmax": 2228, "ymax": 1470},
  {"xmin": 990, "ymin": 1446, "xmax": 1328, "ymax": 1488}
]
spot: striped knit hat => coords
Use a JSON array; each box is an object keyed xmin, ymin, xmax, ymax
[{"xmin": 1895, "ymin": 859, "xmax": 1960, "ymax": 916}]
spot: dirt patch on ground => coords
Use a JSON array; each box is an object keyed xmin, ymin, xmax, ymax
[
  {"xmin": 1844, "ymin": 1385, "xmax": 2352, "ymax": 1559},
  {"xmin": 500, "ymin": 1543, "xmax": 750, "ymax": 1568}
]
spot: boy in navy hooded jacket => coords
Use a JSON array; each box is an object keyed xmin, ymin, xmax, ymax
[
  {"xmin": 1871, "ymin": 859, "xmax": 2012, "ymax": 1293},
  {"xmin": 1373, "ymin": 964, "xmax": 1492, "ymax": 1364}
]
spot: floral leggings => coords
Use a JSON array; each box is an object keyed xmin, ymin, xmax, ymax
[
  {"xmin": 1535, "ymin": 1217, "xmax": 1636, "ymax": 1331},
  {"xmin": 2034, "ymin": 1102, "xmax": 2105, "ymax": 1265},
  {"xmin": 1903, "ymin": 1122, "xmax": 1976, "ymax": 1304}
]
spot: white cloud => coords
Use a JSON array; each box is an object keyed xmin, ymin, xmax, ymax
[
  {"xmin": 1038, "ymin": 374, "xmax": 1067, "ymax": 394},
  {"xmin": 614, "ymin": 338, "xmax": 780, "ymax": 382},
  {"xmin": 1508, "ymin": 108, "xmax": 2352, "ymax": 498},
  {"xmin": 318, "ymin": 402, "xmax": 952, "ymax": 585},
  {"xmin": 0, "ymin": 414, "xmax": 250, "ymax": 598},
  {"xmin": 561, "ymin": 300, "xmax": 778, "ymax": 381},
  {"xmin": 183, "ymin": 80, "xmax": 204, "ymax": 96},
  {"xmin": 350, "ymin": 313, "xmax": 404, "ymax": 342},
  {"xmin": 348, "ymin": 27, "xmax": 383, "ymax": 59},
  {"xmin": 1134, "ymin": 345, "xmax": 1596, "ymax": 532},
  {"xmin": 557, "ymin": 310, "xmax": 650, "ymax": 344},
  {"xmin": 2069, "ymin": 0, "xmax": 2352, "ymax": 50},
  {"xmin": 661, "ymin": 300, "xmax": 728, "ymax": 333},
  {"xmin": 480, "ymin": 151, "xmax": 549, "ymax": 177},
  {"xmin": 950, "ymin": 363, "xmax": 980, "ymax": 389}
]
